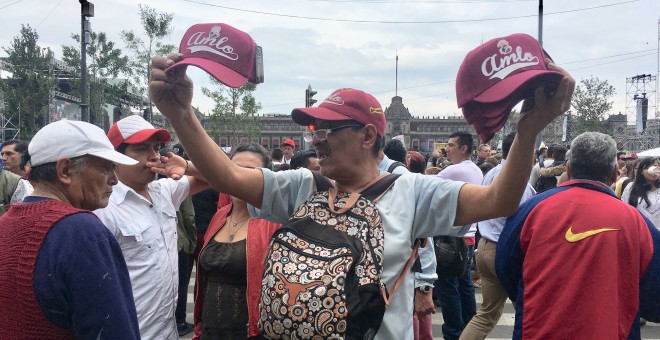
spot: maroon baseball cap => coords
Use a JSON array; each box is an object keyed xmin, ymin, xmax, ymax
[
  {"xmin": 456, "ymin": 33, "xmax": 563, "ymax": 107},
  {"xmin": 291, "ymin": 88, "xmax": 386, "ymax": 137},
  {"xmin": 166, "ymin": 23, "xmax": 264, "ymax": 88},
  {"xmin": 462, "ymin": 96, "xmax": 519, "ymax": 142}
]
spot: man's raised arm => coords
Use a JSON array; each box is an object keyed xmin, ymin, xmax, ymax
[
  {"xmin": 454, "ymin": 61, "xmax": 575, "ymax": 226},
  {"xmin": 149, "ymin": 54, "xmax": 265, "ymax": 208}
]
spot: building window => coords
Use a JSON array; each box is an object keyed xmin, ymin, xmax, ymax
[{"xmin": 219, "ymin": 138, "xmax": 227, "ymax": 148}]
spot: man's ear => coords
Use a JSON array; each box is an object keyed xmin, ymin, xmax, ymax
[
  {"xmin": 55, "ymin": 158, "xmax": 74, "ymax": 185},
  {"xmin": 460, "ymin": 144, "xmax": 469, "ymax": 155},
  {"xmin": 362, "ymin": 124, "xmax": 378, "ymax": 149}
]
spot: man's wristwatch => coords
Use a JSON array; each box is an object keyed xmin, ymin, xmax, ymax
[{"xmin": 416, "ymin": 285, "xmax": 431, "ymax": 293}]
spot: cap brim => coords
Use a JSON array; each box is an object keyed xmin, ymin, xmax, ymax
[
  {"xmin": 473, "ymin": 71, "xmax": 564, "ymax": 104},
  {"xmin": 124, "ymin": 129, "xmax": 171, "ymax": 145},
  {"xmin": 89, "ymin": 150, "xmax": 139, "ymax": 165},
  {"xmin": 166, "ymin": 58, "xmax": 248, "ymax": 88},
  {"xmin": 291, "ymin": 107, "xmax": 354, "ymax": 127}
]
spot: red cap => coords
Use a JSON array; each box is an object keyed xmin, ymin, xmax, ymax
[
  {"xmin": 281, "ymin": 139, "xmax": 296, "ymax": 148},
  {"xmin": 291, "ymin": 88, "xmax": 386, "ymax": 137},
  {"xmin": 166, "ymin": 23, "xmax": 264, "ymax": 88},
  {"xmin": 107, "ymin": 115, "xmax": 171, "ymax": 149}
]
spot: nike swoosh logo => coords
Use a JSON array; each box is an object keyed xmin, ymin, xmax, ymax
[{"xmin": 565, "ymin": 226, "xmax": 619, "ymax": 242}]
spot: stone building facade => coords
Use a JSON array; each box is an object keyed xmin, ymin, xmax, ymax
[
  {"xmin": 201, "ymin": 96, "xmax": 480, "ymax": 153},
  {"xmin": 198, "ymin": 95, "xmax": 653, "ymax": 153}
]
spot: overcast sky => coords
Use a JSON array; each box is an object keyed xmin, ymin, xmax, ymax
[{"xmin": 2, "ymin": 0, "xmax": 659, "ymax": 121}]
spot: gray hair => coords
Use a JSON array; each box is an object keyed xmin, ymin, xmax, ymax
[
  {"xmin": 28, "ymin": 155, "xmax": 87, "ymax": 183},
  {"xmin": 568, "ymin": 132, "xmax": 617, "ymax": 184}
]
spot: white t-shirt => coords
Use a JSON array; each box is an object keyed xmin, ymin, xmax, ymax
[
  {"xmin": 437, "ymin": 160, "xmax": 484, "ymax": 238},
  {"xmin": 621, "ymin": 182, "xmax": 660, "ymax": 231},
  {"xmin": 248, "ymin": 168, "xmax": 465, "ymax": 340},
  {"xmin": 10, "ymin": 178, "xmax": 33, "ymax": 204},
  {"xmin": 95, "ymin": 177, "xmax": 190, "ymax": 340},
  {"xmin": 479, "ymin": 160, "xmax": 536, "ymax": 242}
]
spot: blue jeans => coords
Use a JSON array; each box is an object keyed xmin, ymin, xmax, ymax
[{"xmin": 436, "ymin": 245, "xmax": 476, "ymax": 340}]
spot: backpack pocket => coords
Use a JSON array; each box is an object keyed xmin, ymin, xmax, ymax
[
  {"xmin": 344, "ymin": 282, "xmax": 385, "ymax": 339},
  {"xmin": 259, "ymin": 220, "xmax": 361, "ymax": 339}
]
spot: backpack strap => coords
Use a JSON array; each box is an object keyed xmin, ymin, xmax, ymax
[
  {"xmin": 327, "ymin": 174, "xmax": 399, "ymax": 214},
  {"xmin": 360, "ymin": 174, "xmax": 400, "ymax": 202},
  {"xmin": 311, "ymin": 171, "xmax": 334, "ymax": 192},
  {"xmin": 387, "ymin": 161, "xmax": 407, "ymax": 173},
  {"xmin": 382, "ymin": 238, "xmax": 424, "ymax": 306}
]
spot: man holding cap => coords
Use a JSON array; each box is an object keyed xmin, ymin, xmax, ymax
[
  {"xmin": 95, "ymin": 115, "xmax": 208, "ymax": 339},
  {"xmin": 0, "ymin": 119, "xmax": 140, "ymax": 339},
  {"xmin": 149, "ymin": 44, "xmax": 574, "ymax": 337}
]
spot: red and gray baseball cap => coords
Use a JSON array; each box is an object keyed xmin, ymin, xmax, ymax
[
  {"xmin": 107, "ymin": 115, "xmax": 171, "ymax": 149},
  {"xmin": 291, "ymin": 88, "xmax": 386, "ymax": 137},
  {"xmin": 166, "ymin": 23, "xmax": 264, "ymax": 88}
]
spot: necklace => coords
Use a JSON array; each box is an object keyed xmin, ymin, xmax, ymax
[
  {"xmin": 228, "ymin": 214, "xmax": 250, "ymax": 242},
  {"xmin": 230, "ymin": 214, "xmax": 250, "ymax": 228}
]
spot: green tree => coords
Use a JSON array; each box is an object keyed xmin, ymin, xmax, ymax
[
  {"xmin": 61, "ymin": 31, "xmax": 131, "ymax": 129},
  {"xmin": 121, "ymin": 4, "xmax": 175, "ymax": 122},
  {"xmin": 571, "ymin": 76, "xmax": 616, "ymax": 134},
  {"xmin": 202, "ymin": 79, "xmax": 262, "ymax": 147},
  {"xmin": 0, "ymin": 24, "xmax": 55, "ymax": 139}
]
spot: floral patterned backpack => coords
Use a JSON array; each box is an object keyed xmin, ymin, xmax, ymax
[{"xmin": 258, "ymin": 173, "xmax": 418, "ymax": 339}]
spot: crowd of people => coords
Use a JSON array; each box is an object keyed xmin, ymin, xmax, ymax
[{"xmin": 0, "ymin": 29, "xmax": 658, "ymax": 340}]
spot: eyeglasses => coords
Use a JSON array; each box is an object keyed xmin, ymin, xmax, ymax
[{"xmin": 303, "ymin": 124, "xmax": 363, "ymax": 142}]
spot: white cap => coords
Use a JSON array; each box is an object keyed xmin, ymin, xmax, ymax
[{"xmin": 28, "ymin": 119, "xmax": 138, "ymax": 166}]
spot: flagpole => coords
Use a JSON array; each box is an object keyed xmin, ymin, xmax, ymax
[{"xmin": 395, "ymin": 52, "xmax": 399, "ymax": 97}]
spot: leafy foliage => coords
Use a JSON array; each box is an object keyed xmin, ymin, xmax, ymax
[
  {"xmin": 61, "ymin": 32, "xmax": 131, "ymax": 129},
  {"xmin": 571, "ymin": 77, "xmax": 616, "ymax": 134},
  {"xmin": 202, "ymin": 79, "xmax": 262, "ymax": 146},
  {"xmin": 121, "ymin": 4, "xmax": 175, "ymax": 121},
  {"xmin": 0, "ymin": 25, "xmax": 55, "ymax": 139}
]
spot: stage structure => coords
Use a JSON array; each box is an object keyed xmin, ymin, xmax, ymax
[{"xmin": 624, "ymin": 74, "xmax": 658, "ymax": 151}]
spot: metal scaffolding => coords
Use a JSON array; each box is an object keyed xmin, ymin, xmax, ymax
[
  {"xmin": 624, "ymin": 74, "xmax": 658, "ymax": 151},
  {"xmin": 0, "ymin": 113, "xmax": 19, "ymax": 141}
]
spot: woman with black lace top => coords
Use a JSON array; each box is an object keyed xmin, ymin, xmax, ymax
[{"xmin": 192, "ymin": 144, "xmax": 280, "ymax": 340}]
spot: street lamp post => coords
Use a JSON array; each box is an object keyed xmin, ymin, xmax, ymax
[{"xmin": 80, "ymin": 0, "xmax": 94, "ymax": 122}]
